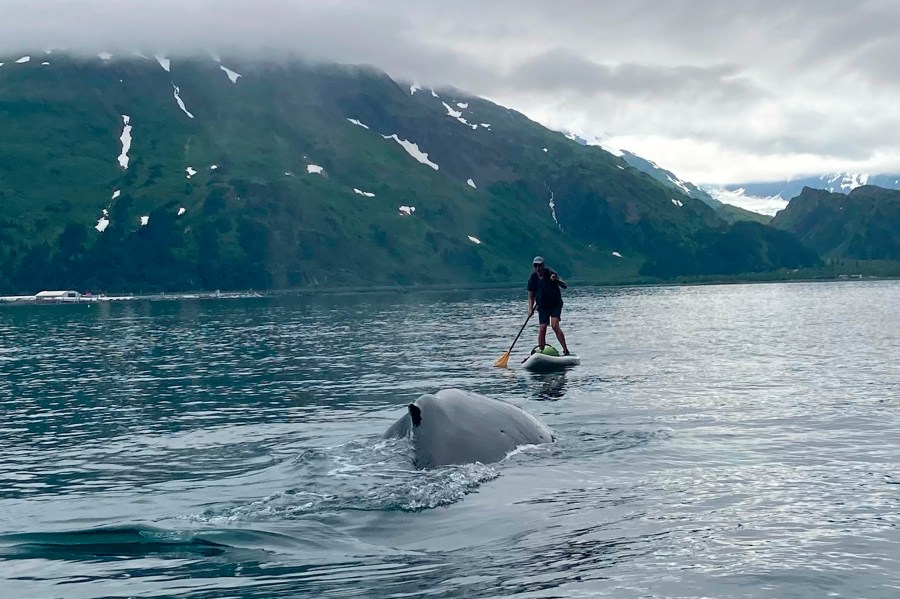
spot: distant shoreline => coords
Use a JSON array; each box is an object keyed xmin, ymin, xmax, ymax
[{"xmin": 2, "ymin": 270, "xmax": 897, "ymax": 307}]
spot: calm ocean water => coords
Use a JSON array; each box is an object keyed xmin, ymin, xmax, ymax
[{"xmin": 1, "ymin": 281, "xmax": 898, "ymax": 598}]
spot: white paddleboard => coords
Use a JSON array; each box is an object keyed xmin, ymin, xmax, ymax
[{"xmin": 521, "ymin": 352, "xmax": 581, "ymax": 372}]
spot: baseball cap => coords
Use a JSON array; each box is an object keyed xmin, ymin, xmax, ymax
[{"xmin": 532, "ymin": 256, "xmax": 544, "ymax": 265}]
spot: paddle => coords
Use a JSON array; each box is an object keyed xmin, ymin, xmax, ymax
[{"xmin": 493, "ymin": 311, "xmax": 533, "ymax": 368}]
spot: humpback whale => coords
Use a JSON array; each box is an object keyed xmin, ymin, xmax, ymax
[{"xmin": 383, "ymin": 388, "xmax": 554, "ymax": 469}]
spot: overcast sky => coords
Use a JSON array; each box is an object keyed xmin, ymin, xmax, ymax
[{"xmin": 3, "ymin": 0, "xmax": 900, "ymax": 186}]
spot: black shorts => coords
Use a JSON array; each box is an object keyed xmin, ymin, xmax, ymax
[{"xmin": 537, "ymin": 302, "xmax": 562, "ymax": 325}]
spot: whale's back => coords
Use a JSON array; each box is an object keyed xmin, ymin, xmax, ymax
[{"xmin": 384, "ymin": 389, "xmax": 553, "ymax": 469}]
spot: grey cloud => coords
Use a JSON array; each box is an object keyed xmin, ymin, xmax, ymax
[{"xmin": 501, "ymin": 49, "xmax": 768, "ymax": 105}]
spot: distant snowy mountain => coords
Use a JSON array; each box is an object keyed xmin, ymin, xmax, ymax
[
  {"xmin": 703, "ymin": 172, "xmax": 900, "ymax": 216},
  {"xmin": 701, "ymin": 186, "xmax": 789, "ymax": 217},
  {"xmin": 557, "ymin": 129, "xmax": 721, "ymax": 208},
  {"xmin": 618, "ymin": 150, "xmax": 722, "ymax": 208}
]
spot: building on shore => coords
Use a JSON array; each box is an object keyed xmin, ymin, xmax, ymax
[{"xmin": 0, "ymin": 290, "xmax": 98, "ymax": 304}]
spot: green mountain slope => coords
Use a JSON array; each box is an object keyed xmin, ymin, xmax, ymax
[
  {"xmin": 0, "ymin": 52, "xmax": 817, "ymax": 293},
  {"xmin": 771, "ymin": 186, "xmax": 900, "ymax": 260},
  {"xmin": 716, "ymin": 204, "xmax": 773, "ymax": 225}
]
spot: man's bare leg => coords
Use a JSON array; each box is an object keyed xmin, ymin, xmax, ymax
[
  {"xmin": 550, "ymin": 317, "xmax": 569, "ymax": 355},
  {"xmin": 538, "ymin": 323, "xmax": 548, "ymax": 350}
]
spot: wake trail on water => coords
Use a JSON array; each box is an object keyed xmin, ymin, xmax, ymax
[{"xmin": 192, "ymin": 436, "xmax": 504, "ymax": 521}]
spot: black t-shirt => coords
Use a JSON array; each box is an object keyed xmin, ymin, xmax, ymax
[{"xmin": 527, "ymin": 269, "xmax": 562, "ymax": 307}]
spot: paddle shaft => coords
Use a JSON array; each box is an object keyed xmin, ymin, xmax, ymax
[{"xmin": 505, "ymin": 311, "xmax": 533, "ymax": 355}]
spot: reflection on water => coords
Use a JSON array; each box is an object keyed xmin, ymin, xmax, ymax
[
  {"xmin": 1, "ymin": 281, "xmax": 899, "ymax": 598},
  {"xmin": 529, "ymin": 371, "xmax": 570, "ymax": 401}
]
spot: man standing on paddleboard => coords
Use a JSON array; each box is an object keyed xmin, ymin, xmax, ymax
[{"xmin": 526, "ymin": 256, "xmax": 571, "ymax": 356}]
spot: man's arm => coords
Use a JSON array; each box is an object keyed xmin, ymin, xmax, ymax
[
  {"xmin": 550, "ymin": 271, "xmax": 567, "ymax": 289},
  {"xmin": 527, "ymin": 290, "xmax": 535, "ymax": 315}
]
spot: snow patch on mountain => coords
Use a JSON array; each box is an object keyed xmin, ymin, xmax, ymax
[
  {"xmin": 353, "ymin": 188, "xmax": 375, "ymax": 197},
  {"xmin": 671, "ymin": 199, "xmax": 684, "ymax": 207},
  {"xmin": 441, "ymin": 102, "xmax": 478, "ymax": 129},
  {"xmin": 468, "ymin": 235, "xmax": 482, "ymax": 244},
  {"xmin": 112, "ymin": 190, "xmax": 121, "ymax": 200},
  {"xmin": 827, "ymin": 172, "xmax": 869, "ymax": 191},
  {"xmin": 307, "ymin": 164, "xmax": 324, "ymax": 175},
  {"xmin": 409, "ymin": 83, "xmax": 421, "ymax": 95},
  {"xmin": 210, "ymin": 165, "xmax": 218, "ymax": 170},
  {"xmin": 666, "ymin": 175, "xmax": 692, "ymax": 195},
  {"xmin": 457, "ymin": 102, "xmax": 468, "ymax": 108},
  {"xmin": 172, "ymin": 85, "xmax": 195, "ymax": 118},
  {"xmin": 98, "ymin": 52, "xmax": 113, "ymax": 61},
  {"xmin": 154, "ymin": 54, "xmax": 171, "ymax": 72},
  {"xmin": 561, "ymin": 128, "xmax": 626, "ymax": 157},
  {"xmin": 178, "ymin": 207, "xmax": 186, "ymax": 216},
  {"xmin": 140, "ymin": 216, "xmax": 149, "ymax": 226},
  {"xmin": 95, "ymin": 217, "xmax": 110, "ymax": 233},
  {"xmin": 41, "ymin": 62, "xmax": 50, "ymax": 66},
  {"xmin": 467, "ymin": 178, "xmax": 477, "ymax": 189},
  {"xmin": 549, "ymin": 190, "xmax": 562, "ymax": 231},
  {"xmin": 346, "ymin": 118, "xmax": 370, "ymax": 129},
  {"xmin": 612, "ymin": 251, "xmax": 623, "ymax": 258},
  {"xmin": 16, "ymin": 56, "xmax": 30, "ymax": 64},
  {"xmin": 431, "ymin": 89, "xmax": 439, "ymax": 98},
  {"xmin": 117, "ymin": 115, "xmax": 132, "ymax": 169},
  {"xmin": 186, "ymin": 167, "xmax": 197, "ymax": 178},
  {"xmin": 220, "ymin": 66, "xmax": 241, "ymax": 83},
  {"xmin": 442, "ymin": 102, "xmax": 462, "ymax": 118},
  {"xmin": 399, "ymin": 205, "xmax": 416, "ymax": 216},
  {"xmin": 382, "ymin": 134, "xmax": 439, "ymax": 170}
]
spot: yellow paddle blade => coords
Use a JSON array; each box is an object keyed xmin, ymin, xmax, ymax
[{"xmin": 493, "ymin": 352, "xmax": 511, "ymax": 368}]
